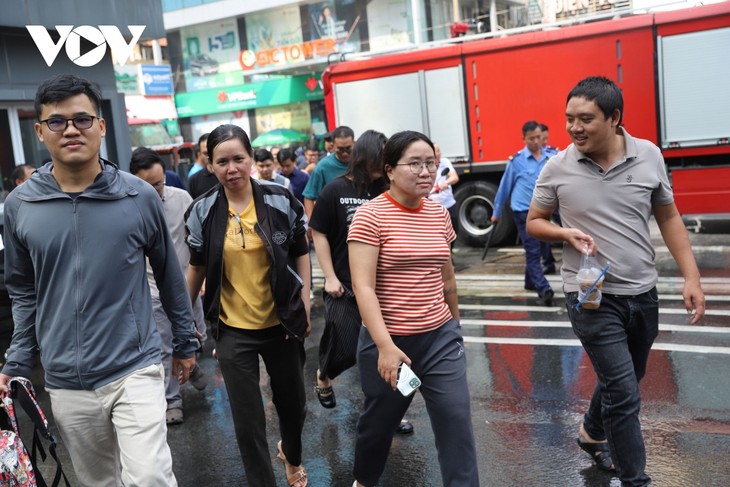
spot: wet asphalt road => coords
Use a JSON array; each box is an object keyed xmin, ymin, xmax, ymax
[{"xmin": 8, "ymin": 220, "xmax": 730, "ymax": 486}]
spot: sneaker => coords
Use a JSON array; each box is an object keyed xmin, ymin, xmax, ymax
[
  {"xmin": 166, "ymin": 407, "xmax": 183, "ymax": 425},
  {"xmin": 395, "ymin": 419, "xmax": 414, "ymax": 435},
  {"xmin": 189, "ymin": 364, "xmax": 208, "ymax": 391}
]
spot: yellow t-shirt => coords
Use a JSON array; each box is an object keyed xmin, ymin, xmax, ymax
[{"xmin": 219, "ymin": 199, "xmax": 279, "ymax": 329}]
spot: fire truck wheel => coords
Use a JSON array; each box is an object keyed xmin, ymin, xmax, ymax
[{"xmin": 454, "ymin": 180, "xmax": 516, "ymax": 248}]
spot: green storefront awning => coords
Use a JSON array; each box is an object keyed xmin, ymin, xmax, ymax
[{"xmin": 175, "ymin": 73, "xmax": 323, "ymax": 118}]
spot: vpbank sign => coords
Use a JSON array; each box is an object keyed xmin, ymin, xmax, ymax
[{"xmin": 26, "ymin": 25, "xmax": 146, "ymax": 67}]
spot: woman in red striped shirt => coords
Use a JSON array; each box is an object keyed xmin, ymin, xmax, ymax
[{"xmin": 348, "ymin": 131, "xmax": 479, "ymax": 487}]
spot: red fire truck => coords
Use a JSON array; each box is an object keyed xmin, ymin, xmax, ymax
[{"xmin": 322, "ymin": 2, "xmax": 730, "ymax": 246}]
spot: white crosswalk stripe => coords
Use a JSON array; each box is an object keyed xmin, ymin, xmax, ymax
[
  {"xmin": 463, "ymin": 337, "xmax": 730, "ymax": 355},
  {"xmin": 457, "ymin": 275, "xmax": 730, "ymax": 355},
  {"xmin": 459, "ymin": 303, "xmax": 730, "ymax": 316}
]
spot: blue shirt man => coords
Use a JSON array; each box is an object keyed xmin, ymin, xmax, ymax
[
  {"xmin": 492, "ymin": 120, "xmax": 558, "ymax": 304},
  {"xmin": 166, "ymin": 170, "xmax": 186, "ymax": 190},
  {"xmin": 493, "ymin": 143, "xmax": 556, "ymax": 216},
  {"xmin": 277, "ymin": 148, "xmax": 310, "ymax": 203},
  {"xmin": 302, "ymin": 126, "xmax": 355, "ymax": 220}
]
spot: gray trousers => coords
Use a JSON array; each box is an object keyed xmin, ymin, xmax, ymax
[
  {"xmin": 353, "ymin": 319, "xmax": 480, "ymax": 487},
  {"xmin": 153, "ymin": 295, "xmax": 206, "ymax": 409}
]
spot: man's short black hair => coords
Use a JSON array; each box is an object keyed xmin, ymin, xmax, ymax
[
  {"xmin": 539, "ymin": 123, "xmax": 549, "ymax": 132},
  {"xmin": 277, "ymin": 148, "xmax": 294, "ymax": 163},
  {"xmin": 196, "ymin": 133, "xmax": 210, "ymax": 156},
  {"xmin": 332, "ymin": 126, "xmax": 355, "ymax": 140},
  {"xmin": 11, "ymin": 164, "xmax": 35, "ymax": 188},
  {"xmin": 130, "ymin": 147, "xmax": 165, "ymax": 175},
  {"xmin": 35, "ymin": 74, "xmax": 103, "ymax": 119},
  {"xmin": 522, "ymin": 120, "xmax": 540, "ymax": 136},
  {"xmin": 253, "ymin": 148, "xmax": 273, "ymax": 163},
  {"xmin": 567, "ymin": 76, "xmax": 624, "ymax": 125}
]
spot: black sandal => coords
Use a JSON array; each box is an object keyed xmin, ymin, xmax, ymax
[
  {"xmin": 576, "ymin": 438, "xmax": 615, "ymax": 472},
  {"xmin": 315, "ymin": 384, "xmax": 336, "ymax": 409}
]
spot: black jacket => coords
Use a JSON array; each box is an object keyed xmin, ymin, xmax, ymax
[{"xmin": 185, "ymin": 179, "xmax": 309, "ymax": 340}]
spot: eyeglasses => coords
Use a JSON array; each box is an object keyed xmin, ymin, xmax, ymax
[
  {"xmin": 335, "ymin": 146, "xmax": 352, "ymax": 155},
  {"xmin": 40, "ymin": 115, "xmax": 98, "ymax": 133},
  {"xmin": 396, "ymin": 161, "xmax": 438, "ymax": 174},
  {"xmin": 232, "ymin": 214, "xmax": 245, "ymax": 249}
]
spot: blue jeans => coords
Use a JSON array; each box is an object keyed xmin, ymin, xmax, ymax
[
  {"xmin": 566, "ymin": 289, "xmax": 659, "ymax": 487},
  {"xmin": 513, "ymin": 210, "xmax": 552, "ymax": 294}
]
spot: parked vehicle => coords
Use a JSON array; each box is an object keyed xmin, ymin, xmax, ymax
[
  {"xmin": 322, "ymin": 2, "xmax": 730, "ymax": 246},
  {"xmin": 128, "ymin": 118, "xmax": 194, "ymax": 176},
  {"xmin": 189, "ymin": 54, "xmax": 220, "ymax": 77}
]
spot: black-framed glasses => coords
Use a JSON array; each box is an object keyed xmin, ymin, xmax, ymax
[
  {"xmin": 335, "ymin": 146, "xmax": 352, "ymax": 155},
  {"xmin": 396, "ymin": 160, "xmax": 438, "ymax": 174},
  {"xmin": 40, "ymin": 115, "xmax": 98, "ymax": 133}
]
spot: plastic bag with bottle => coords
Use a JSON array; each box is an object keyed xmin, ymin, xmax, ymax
[{"xmin": 576, "ymin": 246, "xmax": 609, "ymax": 310}]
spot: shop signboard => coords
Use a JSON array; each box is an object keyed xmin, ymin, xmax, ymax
[
  {"xmin": 238, "ymin": 1, "xmax": 366, "ymax": 71},
  {"xmin": 255, "ymin": 101, "xmax": 312, "ymax": 134},
  {"xmin": 126, "ymin": 95, "xmax": 178, "ymax": 120},
  {"xmin": 175, "ymin": 73, "xmax": 323, "ymax": 118},
  {"xmin": 554, "ymin": 0, "xmax": 631, "ymax": 20},
  {"xmin": 307, "ymin": 0, "xmax": 364, "ymax": 53},
  {"xmin": 181, "ymin": 18, "xmax": 243, "ymax": 91},
  {"xmin": 191, "ymin": 112, "xmax": 251, "ymax": 143},
  {"xmin": 141, "ymin": 65, "xmax": 174, "ymax": 95},
  {"xmin": 115, "ymin": 64, "xmax": 140, "ymax": 95},
  {"xmin": 244, "ymin": 5, "xmax": 304, "ymax": 70},
  {"xmin": 239, "ymin": 38, "xmax": 337, "ymax": 70}
]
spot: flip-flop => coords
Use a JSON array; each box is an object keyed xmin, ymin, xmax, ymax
[
  {"xmin": 277, "ymin": 441, "xmax": 308, "ymax": 487},
  {"xmin": 576, "ymin": 438, "xmax": 615, "ymax": 472}
]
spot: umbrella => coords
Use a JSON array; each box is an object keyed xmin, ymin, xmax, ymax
[{"xmin": 251, "ymin": 128, "xmax": 309, "ymax": 148}]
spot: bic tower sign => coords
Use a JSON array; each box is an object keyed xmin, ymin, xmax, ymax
[{"xmin": 26, "ymin": 25, "xmax": 146, "ymax": 67}]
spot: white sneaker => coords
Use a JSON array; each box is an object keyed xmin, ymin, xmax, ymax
[{"xmin": 166, "ymin": 407, "xmax": 183, "ymax": 425}]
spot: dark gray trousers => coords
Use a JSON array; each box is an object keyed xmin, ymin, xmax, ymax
[{"xmin": 353, "ymin": 319, "xmax": 480, "ymax": 487}]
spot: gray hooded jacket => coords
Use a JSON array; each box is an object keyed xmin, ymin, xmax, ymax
[{"xmin": 2, "ymin": 160, "xmax": 199, "ymax": 390}]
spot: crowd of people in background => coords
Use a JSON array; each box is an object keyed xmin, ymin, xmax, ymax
[{"xmin": 0, "ymin": 73, "xmax": 706, "ymax": 487}]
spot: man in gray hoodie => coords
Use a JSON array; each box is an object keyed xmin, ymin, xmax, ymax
[{"xmin": 0, "ymin": 74, "xmax": 199, "ymax": 486}]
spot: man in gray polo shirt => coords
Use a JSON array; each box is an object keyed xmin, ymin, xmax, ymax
[{"xmin": 526, "ymin": 76, "xmax": 705, "ymax": 487}]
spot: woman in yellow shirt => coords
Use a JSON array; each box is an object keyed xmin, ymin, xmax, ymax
[{"xmin": 186, "ymin": 124, "xmax": 310, "ymax": 487}]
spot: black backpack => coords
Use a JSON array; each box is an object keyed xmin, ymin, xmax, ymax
[{"xmin": 0, "ymin": 377, "xmax": 69, "ymax": 487}]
